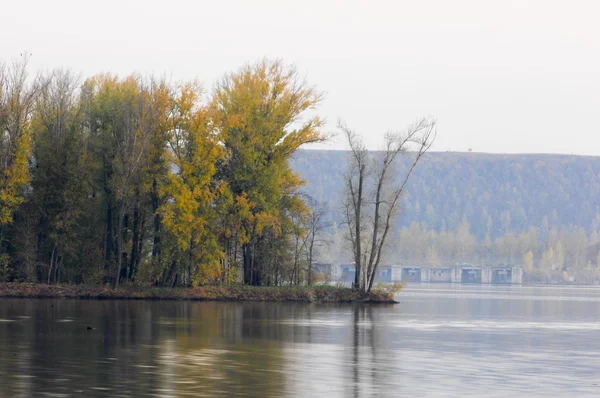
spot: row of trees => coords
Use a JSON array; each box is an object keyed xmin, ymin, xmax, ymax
[
  {"xmin": 392, "ymin": 221, "xmax": 598, "ymax": 270},
  {"xmin": 0, "ymin": 56, "xmax": 330, "ymax": 287},
  {"xmin": 317, "ymin": 220, "xmax": 600, "ymax": 284}
]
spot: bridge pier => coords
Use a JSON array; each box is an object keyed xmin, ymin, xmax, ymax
[
  {"xmin": 481, "ymin": 267, "xmax": 492, "ymax": 284},
  {"xmin": 390, "ymin": 266, "xmax": 401, "ymax": 283},
  {"xmin": 511, "ymin": 266, "xmax": 523, "ymax": 284},
  {"xmin": 451, "ymin": 267, "xmax": 461, "ymax": 283},
  {"xmin": 371, "ymin": 265, "xmax": 522, "ymax": 284}
]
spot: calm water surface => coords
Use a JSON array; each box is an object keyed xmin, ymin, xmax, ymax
[{"xmin": 1, "ymin": 284, "xmax": 600, "ymax": 397}]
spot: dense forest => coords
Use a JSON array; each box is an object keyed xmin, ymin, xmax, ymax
[
  {"xmin": 0, "ymin": 57, "xmax": 326, "ymax": 287},
  {"xmin": 292, "ymin": 150, "xmax": 600, "ymax": 283}
]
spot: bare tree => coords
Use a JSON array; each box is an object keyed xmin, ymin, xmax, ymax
[
  {"xmin": 303, "ymin": 197, "xmax": 329, "ymax": 285},
  {"xmin": 290, "ymin": 206, "xmax": 306, "ymax": 286},
  {"xmin": 339, "ymin": 117, "xmax": 436, "ymax": 292},
  {"xmin": 341, "ymin": 128, "xmax": 368, "ymax": 290}
]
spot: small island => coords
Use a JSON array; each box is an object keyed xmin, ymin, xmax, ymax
[
  {"xmin": 0, "ymin": 283, "xmax": 400, "ymax": 303},
  {"xmin": 0, "ymin": 57, "xmax": 427, "ymax": 301}
]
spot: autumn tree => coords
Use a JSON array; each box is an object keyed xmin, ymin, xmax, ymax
[
  {"xmin": 213, "ymin": 59, "xmax": 325, "ymax": 285},
  {"xmin": 218, "ymin": 190, "xmax": 252, "ymax": 283},
  {"xmin": 0, "ymin": 56, "xmax": 43, "ymax": 279},
  {"xmin": 26, "ymin": 69, "xmax": 95, "ymax": 283},
  {"xmin": 81, "ymin": 75, "xmax": 157, "ymax": 286},
  {"xmin": 340, "ymin": 118, "xmax": 436, "ymax": 292},
  {"xmin": 159, "ymin": 82, "xmax": 225, "ymax": 287},
  {"xmin": 141, "ymin": 80, "xmax": 171, "ymax": 273},
  {"xmin": 118, "ymin": 77, "xmax": 173, "ymax": 284}
]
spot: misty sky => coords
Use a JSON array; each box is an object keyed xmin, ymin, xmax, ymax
[{"xmin": 2, "ymin": 0, "xmax": 599, "ymax": 155}]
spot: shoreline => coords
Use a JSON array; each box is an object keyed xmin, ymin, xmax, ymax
[{"xmin": 0, "ymin": 283, "xmax": 398, "ymax": 304}]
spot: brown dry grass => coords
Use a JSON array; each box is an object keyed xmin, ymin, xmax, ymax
[{"xmin": 0, "ymin": 283, "xmax": 399, "ymax": 303}]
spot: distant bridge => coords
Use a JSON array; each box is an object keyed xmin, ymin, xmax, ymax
[{"xmin": 332, "ymin": 264, "xmax": 522, "ymax": 284}]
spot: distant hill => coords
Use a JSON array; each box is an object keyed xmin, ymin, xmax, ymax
[{"xmin": 290, "ymin": 150, "xmax": 600, "ymax": 240}]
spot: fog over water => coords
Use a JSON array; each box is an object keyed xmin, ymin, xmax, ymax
[{"xmin": 1, "ymin": 285, "xmax": 599, "ymax": 397}]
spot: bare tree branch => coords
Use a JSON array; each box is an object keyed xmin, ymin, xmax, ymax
[{"xmin": 339, "ymin": 117, "xmax": 436, "ymax": 292}]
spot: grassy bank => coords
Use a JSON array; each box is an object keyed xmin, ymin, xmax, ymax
[{"xmin": 0, "ymin": 283, "xmax": 399, "ymax": 303}]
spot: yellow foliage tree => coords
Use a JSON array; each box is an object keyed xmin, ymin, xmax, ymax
[
  {"xmin": 160, "ymin": 82, "xmax": 225, "ymax": 286},
  {"xmin": 0, "ymin": 57, "xmax": 40, "ymax": 227},
  {"xmin": 0, "ymin": 56, "xmax": 42, "ymax": 278},
  {"xmin": 213, "ymin": 59, "xmax": 325, "ymax": 285}
]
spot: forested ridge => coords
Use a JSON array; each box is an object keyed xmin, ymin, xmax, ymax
[
  {"xmin": 292, "ymin": 150, "xmax": 600, "ymax": 238},
  {"xmin": 292, "ymin": 150, "xmax": 600, "ymax": 283}
]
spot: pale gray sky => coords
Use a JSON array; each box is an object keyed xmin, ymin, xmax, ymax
[{"xmin": 3, "ymin": 0, "xmax": 599, "ymax": 154}]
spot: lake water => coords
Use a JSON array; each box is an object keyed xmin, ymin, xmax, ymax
[{"xmin": 1, "ymin": 284, "xmax": 600, "ymax": 397}]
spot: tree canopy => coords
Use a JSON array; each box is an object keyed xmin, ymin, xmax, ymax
[{"xmin": 0, "ymin": 57, "xmax": 327, "ymax": 287}]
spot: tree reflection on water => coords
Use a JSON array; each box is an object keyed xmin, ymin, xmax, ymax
[{"xmin": 2, "ymin": 285, "xmax": 600, "ymax": 397}]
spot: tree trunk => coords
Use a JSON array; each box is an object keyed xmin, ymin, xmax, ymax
[
  {"xmin": 135, "ymin": 212, "xmax": 145, "ymax": 279},
  {"xmin": 168, "ymin": 259, "xmax": 178, "ymax": 288},
  {"xmin": 151, "ymin": 180, "xmax": 161, "ymax": 260},
  {"xmin": 188, "ymin": 237, "xmax": 194, "ymax": 286},
  {"xmin": 293, "ymin": 234, "xmax": 300, "ymax": 286},
  {"xmin": 47, "ymin": 248, "xmax": 55, "ymax": 285},
  {"xmin": 307, "ymin": 241, "xmax": 314, "ymax": 286},
  {"xmin": 129, "ymin": 200, "xmax": 140, "ymax": 279},
  {"xmin": 366, "ymin": 169, "xmax": 386, "ymax": 291},
  {"xmin": 114, "ymin": 206, "xmax": 125, "ymax": 288},
  {"xmin": 243, "ymin": 242, "xmax": 253, "ymax": 285},
  {"xmin": 104, "ymin": 205, "xmax": 113, "ymax": 282},
  {"xmin": 54, "ymin": 256, "xmax": 62, "ymax": 285},
  {"xmin": 243, "ymin": 240, "xmax": 262, "ymax": 286},
  {"xmin": 354, "ymin": 165, "xmax": 365, "ymax": 290}
]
